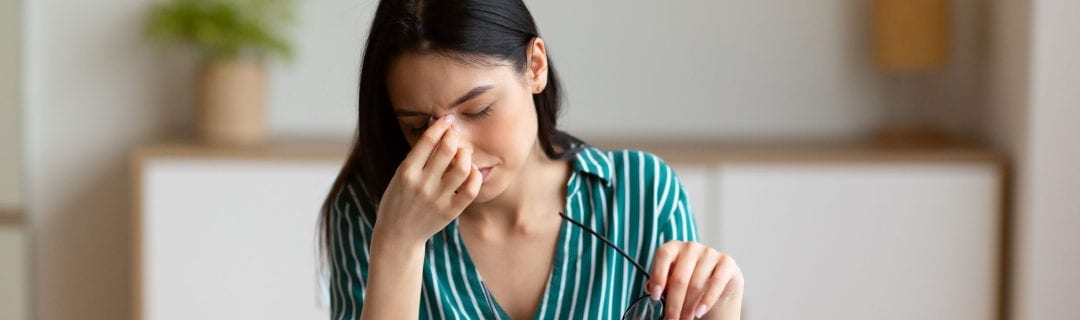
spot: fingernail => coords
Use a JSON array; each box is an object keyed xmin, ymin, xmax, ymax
[
  {"xmin": 444, "ymin": 114, "xmax": 455, "ymax": 123},
  {"xmin": 649, "ymin": 284, "xmax": 662, "ymax": 301},
  {"xmin": 694, "ymin": 304, "xmax": 706, "ymax": 318}
]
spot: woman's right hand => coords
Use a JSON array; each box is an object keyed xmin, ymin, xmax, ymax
[{"xmin": 373, "ymin": 114, "xmax": 483, "ymax": 245}]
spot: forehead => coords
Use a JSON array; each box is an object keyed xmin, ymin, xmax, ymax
[{"xmin": 386, "ymin": 53, "xmax": 517, "ymax": 110}]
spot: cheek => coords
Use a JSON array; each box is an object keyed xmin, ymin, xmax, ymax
[{"xmin": 469, "ymin": 106, "xmax": 537, "ymax": 160}]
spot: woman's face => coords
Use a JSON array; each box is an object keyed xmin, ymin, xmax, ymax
[{"xmin": 386, "ymin": 45, "xmax": 548, "ymax": 203}]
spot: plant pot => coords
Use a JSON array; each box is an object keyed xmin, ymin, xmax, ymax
[{"xmin": 196, "ymin": 58, "xmax": 267, "ymax": 146}]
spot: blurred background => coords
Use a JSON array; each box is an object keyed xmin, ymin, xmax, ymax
[{"xmin": 1, "ymin": 0, "xmax": 1078, "ymax": 319}]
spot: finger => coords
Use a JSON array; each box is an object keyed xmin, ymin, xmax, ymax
[
  {"xmin": 451, "ymin": 164, "xmax": 482, "ymax": 207},
  {"xmin": 682, "ymin": 249, "xmax": 721, "ymax": 319},
  {"xmin": 694, "ymin": 255, "xmax": 741, "ymax": 317},
  {"xmin": 421, "ymin": 124, "xmax": 460, "ymax": 178},
  {"xmin": 440, "ymin": 147, "xmax": 472, "ymax": 196},
  {"xmin": 647, "ymin": 241, "xmax": 681, "ymax": 299},
  {"xmin": 663, "ymin": 245, "xmax": 701, "ymax": 320},
  {"xmin": 401, "ymin": 115, "xmax": 455, "ymax": 173}
]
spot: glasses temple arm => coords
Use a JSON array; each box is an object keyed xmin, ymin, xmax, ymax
[{"xmin": 558, "ymin": 211, "xmax": 651, "ymax": 280}]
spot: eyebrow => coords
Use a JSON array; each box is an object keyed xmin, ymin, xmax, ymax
[{"xmin": 394, "ymin": 85, "xmax": 495, "ymax": 118}]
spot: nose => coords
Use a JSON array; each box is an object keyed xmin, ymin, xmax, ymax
[
  {"xmin": 432, "ymin": 114, "xmax": 471, "ymax": 146},
  {"xmin": 453, "ymin": 123, "xmax": 474, "ymax": 152},
  {"xmin": 429, "ymin": 114, "xmax": 476, "ymax": 155}
]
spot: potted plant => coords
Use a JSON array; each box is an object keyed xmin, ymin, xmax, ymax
[{"xmin": 148, "ymin": 0, "xmax": 295, "ymax": 146}]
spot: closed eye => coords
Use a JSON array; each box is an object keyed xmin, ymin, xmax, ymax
[
  {"xmin": 462, "ymin": 105, "xmax": 493, "ymax": 120},
  {"xmin": 408, "ymin": 104, "xmax": 494, "ymax": 134}
]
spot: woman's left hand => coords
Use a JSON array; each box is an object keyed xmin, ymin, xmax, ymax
[{"xmin": 648, "ymin": 241, "xmax": 744, "ymax": 320}]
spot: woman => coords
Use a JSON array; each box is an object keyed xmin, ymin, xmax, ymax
[{"xmin": 320, "ymin": 0, "xmax": 744, "ymax": 319}]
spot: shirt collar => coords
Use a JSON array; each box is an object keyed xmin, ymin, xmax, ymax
[{"xmin": 569, "ymin": 143, "xmax": 614, "ymax": 186}]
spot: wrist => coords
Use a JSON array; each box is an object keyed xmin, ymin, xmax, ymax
[{"xmin": 370, "ymin": 228, "xmax": 427, "ymax": 255}]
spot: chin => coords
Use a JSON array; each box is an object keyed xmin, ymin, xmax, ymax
[{"xmin": 470, "ymin": 180, "xmax": 506, "ymax": 203}]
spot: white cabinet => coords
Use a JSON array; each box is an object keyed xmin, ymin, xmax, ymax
[
  {"xmin": 0, "ymin": 220, "xmax": 28, "ymax": 320},
  {"xmin": 134, "ymin": 141, "xmax": 1003, "ymax": 320},
  {"xmin": 134, "ymin": 143, "xmax": 344, "ymax": 320},
  {"xmin": 671, "ymin": 159, "xmax": 1002, "ymax": 320}
]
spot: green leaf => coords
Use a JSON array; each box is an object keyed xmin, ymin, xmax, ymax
[{"xmin": 146, "ymin": 0, "xmax": 296, "ymax": 62}]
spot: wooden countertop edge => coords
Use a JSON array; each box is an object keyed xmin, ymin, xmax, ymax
[
  {"xmin": 626, "ymin": 146, "xmax": 1005, "ymax": 165},
  {"xmin": 0, "ymin": 208, "xmax": 23, "ymax": 226},
  {"xmin": 131, "ymin": 137, "xmax": 1007, "ymax": 165},
  {"xmin": 133, "ymin": 138, "xmax": 352, "ymax": 162},
  {"xmin": 587, "ymin": 138, "xmax": 1005, "ymax": 164}
]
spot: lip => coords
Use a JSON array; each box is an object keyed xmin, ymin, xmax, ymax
[{"xmin": 478, "ymin": 166, "xmax": 494, "ymax": 182}]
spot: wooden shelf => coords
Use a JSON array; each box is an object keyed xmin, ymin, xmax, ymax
[
  {"xmin": 587, "ymin": 138, "xmax": 1006, "ymax": 165},
  {"xmin": 132, "ymin": 137, "xmax": 351, "ymax": 161},
  {"xmin": 132, "ymin": 136, "xmax": 1007, "ymax": 167},
  {"xmin": 0, "ymin": 208, "xmax": 21, "ymax": 227}
]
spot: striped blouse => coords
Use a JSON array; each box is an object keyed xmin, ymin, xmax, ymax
[{"xmin": 327, "ymin": 144, "xmax": 700, "ymax": 319}]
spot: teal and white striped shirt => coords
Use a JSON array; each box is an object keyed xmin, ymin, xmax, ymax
[{"xmin": 327, "ymin": 144, "xmax": 700, "ymax": 319}]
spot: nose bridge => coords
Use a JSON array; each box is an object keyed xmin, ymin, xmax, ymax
[
  {"xmin": 454, "ymin": 122, "xmax": 475, "ymax": 151},
  {"xmin": 433, "ymin": 113, "xmax": 475, "ymax": 152}
]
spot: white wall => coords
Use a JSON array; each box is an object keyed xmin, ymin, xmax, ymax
[
  {"xmin": 24, "ymin": 0, "xmax": 184, "ymax": 319},
  {"xmin": 526, "ymin": 0, "xmax": 883, "ymax": 139},
  {"xmin": 988, "ymin": 0, "xmax": 1080, "ymax": 318},
  {"xmin": 997, "ymin": 0, "xmax": 1080, "ymax": 319},
  {"xmin": 272, "ymin": 0, "xmax": 987, "ymax": 141},
  {"xmin": 987, "ymin": 0, "xmax": 1030, "ymax": 154},
  {"xmin": 1, "ymin": 0, "xmax": 22, "ymax": 208},
  {"xmin": 266, "ymin": 0, "xmax": 368, "ymax": 138},
  {"xmin": 1, "ymin": 2, "xmax": 27, "ymax": 319}
]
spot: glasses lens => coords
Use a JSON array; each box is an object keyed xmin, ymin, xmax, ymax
[{"xmin": 623, "ymin": 297, "xmax": 663, "ymax": 320}]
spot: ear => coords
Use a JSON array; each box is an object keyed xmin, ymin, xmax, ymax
[{"xmin": 525, "ymin": 37, "xmax": 549, "ymax": 94}]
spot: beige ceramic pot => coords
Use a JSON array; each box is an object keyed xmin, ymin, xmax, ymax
[{"xmin": 196, "ymin": 58, "xmax": 267, "ymax": 146}]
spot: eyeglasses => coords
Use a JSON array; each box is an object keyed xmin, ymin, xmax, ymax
[{"xmin": 478, "ymin": 212, "xmax": 664, "ymax": 320}]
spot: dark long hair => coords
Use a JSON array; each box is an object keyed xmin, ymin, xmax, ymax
[{"xmin": 319, "ymin": 0, "xmax": 579, "ymax": 260}]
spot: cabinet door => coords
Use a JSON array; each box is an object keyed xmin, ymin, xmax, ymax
[
  {"xmin": 0, "ymin": 225, "xmax": 27, "ymax": 320},
  {"xmin": 715, "ymin": 163, "xmax": 1000, "ymax": 320},
  {"xmin": 670, "ymin": 164, "xmax": 717, "ymax": 245},
  {"xmin": 139, "ymin": 159, "xmax": 339, "ymax": 320}
]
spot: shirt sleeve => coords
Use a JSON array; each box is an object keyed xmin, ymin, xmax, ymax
[
  {"xmin": 652, "ymin": 154, "xmax": 700, "ymax": 244},
  {"xmin": 327, "ymin": 181, "xmax": 374, "ymax": 319}
]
